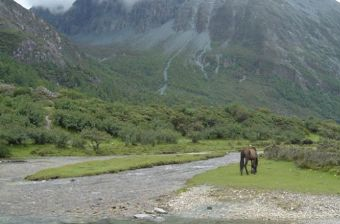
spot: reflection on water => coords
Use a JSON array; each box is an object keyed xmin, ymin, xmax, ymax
[{"xmin": 0, "ymin": 216, "xmax": 289, "ymax": 224}]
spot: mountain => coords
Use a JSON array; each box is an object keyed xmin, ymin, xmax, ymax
[
  {"xmin": 0, "ymin": 0, "xmax": 79, "ymax": 85},
  {"xmin": 0, "ymin": 0, "xmax": 119, "ymax": 97},
  {"xmin": 28, "ymin": 0, "xmax": 340, "ymax": 119}
]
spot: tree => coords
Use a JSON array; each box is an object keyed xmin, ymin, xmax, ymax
[{"xmin": 81, "ymin": 128, "xmax": 111, "ymax": 153}]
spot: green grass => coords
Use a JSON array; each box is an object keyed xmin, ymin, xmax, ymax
[
  {"xmin": 10, "ymin": 145, "xmax": 92, "ymax": 159},
  {"xmin": 99, "ymin": 138, "xmax": 249, "ymax": 155},
  {"xmin": 307, "ymin": 133, "xmax": 320, "ymax": 142},
  {"xmin": 26, "ymin": 152, "xmax": 225, "ymax": 181},
  {"xmin": 10, "ymin": 139, "xmax": 247, "ymax": 158},
  {"xmin": 187, "ymin": 159, "xmax": 340, "ymax": 195}
]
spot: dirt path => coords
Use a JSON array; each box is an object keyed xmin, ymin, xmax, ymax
[{"xmin": 0, "ymin": 153, "xmax": 239, "ymax": 223}]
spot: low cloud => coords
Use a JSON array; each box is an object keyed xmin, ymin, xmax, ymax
[
  {"xmin": 119, "ymin": 0, "xmax": 142, "ymax": 10},
  {"xmin": 15, "ymin": 0, "xmax": 75, "ymax": 13},
  {"xmin": 96, "ymin": 0, "xmax": 142, "ymax": 11},
  {"xmin": 16, "ymin": 0, "xmax": 143, "ymax": 13}
]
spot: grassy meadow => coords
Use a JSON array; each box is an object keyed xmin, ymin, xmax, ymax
[
  {"xmin": 8, "ymin": 138, "xmax": 250, "ymax": 159},
  {"xmin": 187, "ymin": 159, "xmax": 340, "ymax": 195},
  {"xmin": 26, "ymin": 152, "xmax": 225, "ymax": 181}
]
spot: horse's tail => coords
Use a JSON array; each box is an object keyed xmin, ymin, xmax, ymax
[{"xmin": 240, "ymin": 150, "xmax": 245, "ymax": 175}]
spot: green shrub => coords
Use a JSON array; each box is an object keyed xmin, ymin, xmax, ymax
[
  {"xmin": 225, "ymin": 104, "xmax": 250, "ymax": 123},
  {"xmin": 31, "ymin": 148, "xmax": 56, "ymax": 157},
  {"xmin": 188, "ymin": 131, "xmax": 202, "ymax": 143},
  {"xmin": 305, "ymin": 119, "xmax": 319, "ymax": 133},
  {"xmin": 201, "ymin": 126, "xmax": 227, "ymax": 140},
  {"xmin": 155, "ymin": 129, "xmax": 180, "ymax": 144},
  {"xmin": 81, "ymin": 128, "xmax": 111, "ymax": 152},
  {"xmin": 100, "ymin": 119, "xmax": 122, "ymax": 137},
  {"xmin": 28, "ymin": 129, "xmax": 54, "ymax": 144},
  {"xmin": 118, "ymin": 126, "xmax": 139, "ymax": 146},
  {"xmin": 140, "ymin": 129, "xmax": 179, "ymax": 145},
  {"xmin": 0, "ymin": 144, "xmax": 11, "ymax": 158},
  {"xmin": 13, "ymin": 87, "xmax": 32, "ymax": 97},
  {"xmin": 54, "ymin": 110, "xmax": 95, "ymax": 132},
  {"xmin": 71, "ymin": 136, "xmax": 86, "ymax": 149},
  {"xmin": 302, "ymin": 139, "xmax": 314, "ymax": 145},
  {"xmin": 0, "ymin": 126, "xmax": 29, "ymax": 145},
  {"xmin": 54, "ymin": 130, "xmax": 70, "ymax": 148},
  {"xmin": 264, "ymin": 145, "xmax": 340, "ymax": 172},
  {"xmin": 17, "ymin": 103, "xmax": 44, "ymax": 127},
  {"xmin": 118, "ymin": 126, "xmax": 179, "ymax": 146}
]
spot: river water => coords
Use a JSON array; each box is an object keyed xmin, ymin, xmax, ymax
[
  {"xmin": 0, "ymin": 216, "xmax": 289, "ymax": 224},
  {"xmin": 0, "ymin": 216, "xmax": 290, "ymax": 224}
]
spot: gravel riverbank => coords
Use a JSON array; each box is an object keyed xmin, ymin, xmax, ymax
[
  {"xmin": 0, "ymin": 153, "xmax": 238, "ymax": 223},
  {"xmin": 1, "ymin": 154, "xmax": 340, "ymax": 224},
  {"xmin": 166, "ymin": 186, "xmax": 340, "ymax": 224}
]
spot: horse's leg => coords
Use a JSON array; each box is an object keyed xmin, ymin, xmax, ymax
[
  {"xmin": 251, "ymin": 160, "xmax": 256, "ymax": 174},
  {"xmin": 240, "ymin": 152, "xmax": 244, "ymax": 175},
  {"xmin": 254, "ymin": 157, "xmax": 258, "ymax": 174},
  {"xmin": 244, "ymin": 158, "xmax": 249, "ymax": 175}
]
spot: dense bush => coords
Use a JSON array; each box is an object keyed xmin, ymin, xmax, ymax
[
  {"xmin": 0, "ymin": 126, "xmax": 29, "ymax": 145},
  {"xmin": 118, "ymin": 126, "xmax": 179, "ymax": 146},
  {"xmin": 225, "ymin": 104, "xmax": 251, "ymax": 123},
  {"xmin": 0, "ymin": 143, "xmax": 11, "ymax": 158},
  {"xmin": 54, "ymin": 110, "xmax": 95, "ymax": 132},
  {"xmin": 28, "ymin": 128, "xmax": 54, "ymax": 144},
  {"xmin": 71, "ymin": 136, "xmax": 86, "ymax": 149},
  {"xmin": 81, "ymin": 128, "xmax": 111, "ymax": 152},
  {"xmin": 264, "ymin": 145, "xmax": 340, "ymax": 172},
  {"xmin": 118, "ymin": 126, "xmax": 139, "ymax": 146},
  {"xmin": 188, "ymin": 131, "xmax": 202, "ymax": 143},
  {"xmin": 17, "ymin": 103, "xmax": 44, "ymax": 127},
  {"xmin": 3, "ymin": 85, "xmax": 340, "ymax": 158},
  {"xmin": 53, "ymin": 130, "xmax": 70, "ymax": 148}
]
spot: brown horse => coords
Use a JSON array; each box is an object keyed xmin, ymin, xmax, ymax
[{"xmin": 240, "ymin": 146, "xmax": 258, "ymax": 175}]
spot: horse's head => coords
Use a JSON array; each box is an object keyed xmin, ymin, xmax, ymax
[{"xmin": 251, "ymin": 159, "xmax": 257, "ymax": 174}]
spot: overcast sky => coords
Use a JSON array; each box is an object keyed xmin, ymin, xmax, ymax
[
  {"xmin": 14, "ymin": 0, "xmax": 142, "ymax": 12},
  {"xmin": 14, "ymin": 0, "xmax": 75, "ymax": 12}
]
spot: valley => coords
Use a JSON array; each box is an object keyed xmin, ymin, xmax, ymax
[{"xmin": 2, "ymin": 0, "xmax": 340, "ymax": 223}]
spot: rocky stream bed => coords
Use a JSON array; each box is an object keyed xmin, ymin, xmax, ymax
[{"xmin": 0, "ymin": 154, "xmax": 339, "ymax": 224}]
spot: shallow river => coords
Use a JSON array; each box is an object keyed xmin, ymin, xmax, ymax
[{"xmin": 0, "ymin": 216, "xmax": 288, "ymax": 224}]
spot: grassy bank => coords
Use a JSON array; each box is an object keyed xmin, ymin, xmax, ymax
[
  {"xmin": 9, "ymin": 139, "xmax": 249, "ymax": 159},
  {"xmin": 26, "ymin": 152, "xmax": 225, "ymax": 181},
  {"xmin": 187, "ymin": 159, "xmax": 340, "ymax": 195}
]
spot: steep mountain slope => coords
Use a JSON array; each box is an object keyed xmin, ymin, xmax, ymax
[
  {"xmin": 31, "ymin": 0, "xmax": 340, "ymax": 119},
  {"xmin": 0, "ymin": 0, "xmax": 119, "ymax": 96},
  {"xmin": 0, "ymin": 0, "xmax": 82, "ymax": 85}
]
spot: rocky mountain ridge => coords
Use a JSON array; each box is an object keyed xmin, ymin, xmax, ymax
[
  {"xmin": 18, "ymin": 0, "xmax": 340, "ymax": 118},
  {"xmin": 0, "ymin": 0, "xmax": 117, "ymax": 95},
  {"xmin": 0, "ymin": 0, "xmax": 83, "ymax": 66}
]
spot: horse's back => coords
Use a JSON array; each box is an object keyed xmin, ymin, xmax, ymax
[
  {"xmin": 241, "ymin": 147, "xmax": 257, "ymax": 160},
  {"xmin": 250, "ymin": 147, "xmax": 257, "ymax": 159}
]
